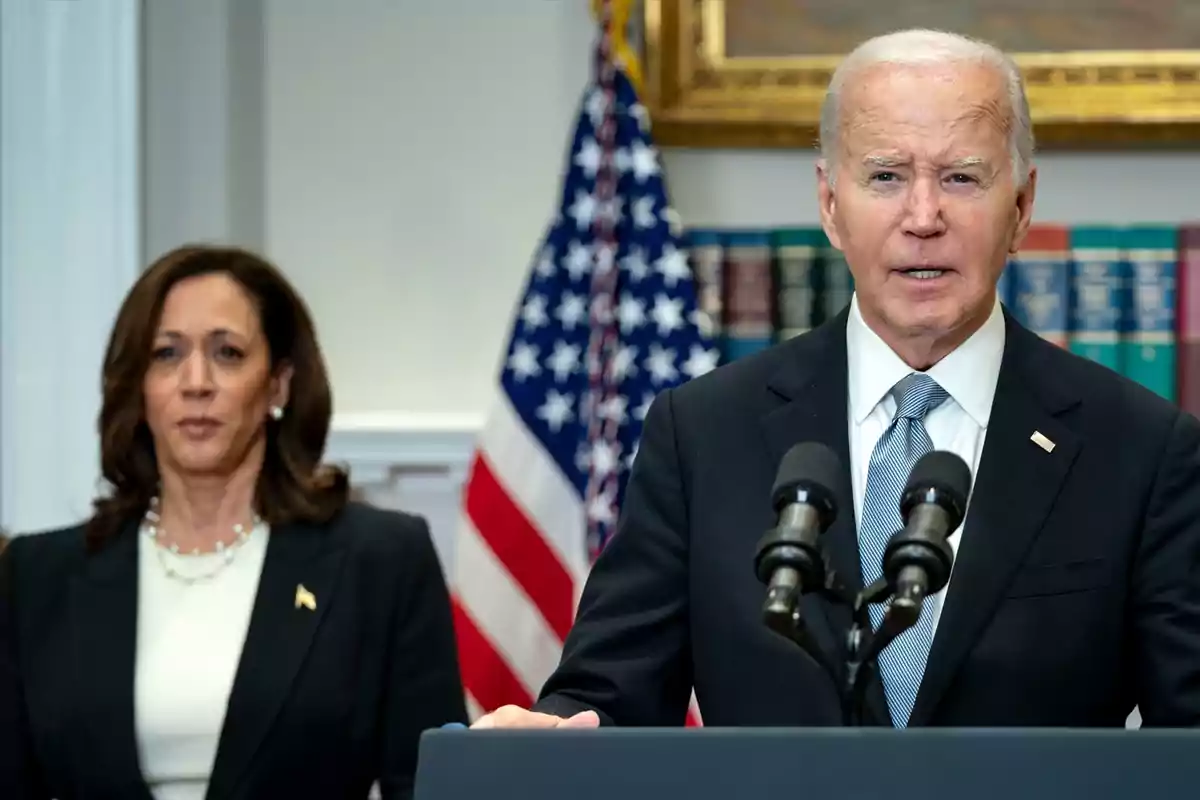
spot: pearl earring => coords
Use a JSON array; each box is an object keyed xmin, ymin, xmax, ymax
[{"xmin": 270, "ymin": 405, "xmax": 284, "ymax": 420}]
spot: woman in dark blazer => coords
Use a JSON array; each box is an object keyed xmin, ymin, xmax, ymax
[{"xmin": 0, "ymin": 245, "xmax": 468, "ymax": 799}]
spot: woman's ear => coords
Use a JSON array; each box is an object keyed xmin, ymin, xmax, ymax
[{"xmin": 270, "ymin": 361, "xmax": 294, "ymax": 412}]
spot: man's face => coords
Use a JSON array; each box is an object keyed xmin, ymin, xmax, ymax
[{"xmin": 817, "ymin": 60, "xmax": 1036, "ymax": 361}]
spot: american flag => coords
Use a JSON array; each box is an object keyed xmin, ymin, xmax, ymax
[{"xmin": 449, "ymin": 7, "xmax": 717, "ymax": 725}]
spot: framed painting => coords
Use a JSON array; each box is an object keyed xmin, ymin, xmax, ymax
[{"xmin": 641, "ymin": 0, "xmax": 1200, "ymax": 149}]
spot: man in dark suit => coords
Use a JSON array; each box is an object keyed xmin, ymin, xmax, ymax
[{"xmin": 474, "ymin": 28, "xmax": 1200, "ymax": 730}]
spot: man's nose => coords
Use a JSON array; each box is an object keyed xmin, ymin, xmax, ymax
[{"xmin": 902, "ymin": 177, "xmax": 946, "ymax": 238}]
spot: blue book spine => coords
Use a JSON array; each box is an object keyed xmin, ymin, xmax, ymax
[
  {"xmin": 1010, "ymin": 251, "xmax": 1070, "ymax": 347},
  {"xmin": 1069, "ymin": 226, "xmax": 1124, "ymax": 374},
  {"xmin": 1121, "ymin": 226, "xmax": 1177, "ymax": 401}
]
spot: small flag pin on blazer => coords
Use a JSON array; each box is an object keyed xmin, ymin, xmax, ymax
[
  {"xmin": 1030, "ymin": 431, "xmax": 1056, "ymax": 453},
  {"xmin": 295, "ymin": 584, "xmax": 316, "ymax": 611}
]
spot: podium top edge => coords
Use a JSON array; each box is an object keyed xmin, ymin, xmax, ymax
[{"xmin": 422, "ymin": 726, "xmax": 1193, "ymax": 738}]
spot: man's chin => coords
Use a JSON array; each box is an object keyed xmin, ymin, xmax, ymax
[{"xmin": 883, "ymin": 301, "xmax": 959, "ymax": 339}]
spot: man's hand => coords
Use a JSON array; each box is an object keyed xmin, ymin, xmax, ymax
[{"xmin": 470, "ymin": 705, "xmax": 600, "ymax": 729}]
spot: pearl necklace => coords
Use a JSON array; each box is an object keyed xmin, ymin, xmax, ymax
[{"xmin": 142, "ymin": 497, "xmax": 261, "ymax": 585}]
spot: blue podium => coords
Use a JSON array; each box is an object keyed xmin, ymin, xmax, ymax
[{"xmin": 414, "ymin": 727, "xmax": 1200, "ymax": 799}]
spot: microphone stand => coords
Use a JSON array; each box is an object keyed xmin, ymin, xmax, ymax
[
  {"xmin": 761, "ymin": 451, "xmax": 965, "ymax": 726},
  {"xmin": 762, "ymin": 550, "xmax": 923, "ymax": 727},
  {"xmin": 840, "ymin": 576, "xmax": 920, "ymax": 726}
]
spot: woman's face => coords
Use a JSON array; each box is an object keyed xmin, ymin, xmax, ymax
[{"xmin": 143, "ymin": 272, "xmax": 291, "ymax": 478}]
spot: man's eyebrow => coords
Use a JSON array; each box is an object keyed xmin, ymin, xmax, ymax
[
  {"xmin": 947, "ymin": 157, "xmax": 987, "ymax": 169},
  {"xmin": 862, "ymin": 155, "xmax": 909, "ymax": 168},
  {"xmin": 861, "ymin": 155, "xmax": 991, "ymax": 170}
]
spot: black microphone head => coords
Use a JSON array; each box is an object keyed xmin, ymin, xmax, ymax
[
  {"xmin": 771, "ymin": 442, "xmax": 841, "ymax": 521},
  {"xmin": 900, "ymin": 450, "xmax": 971, "ymax": 528}
]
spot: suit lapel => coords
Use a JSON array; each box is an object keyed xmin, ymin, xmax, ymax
[
  {"xmin": 760, "ymin": 312, "xmax": 860, "ymax": 597},
  {"xmin": 759, "ymin": 310, "xmax": 891, "ymax": 725},
  {"xmin": 70, "ymin": 523, "xmax": 154, "ymax": 799},
  {"xmin": 909, "ymin": 318, "xmax": 1082, "ymax": 725},
  {"xmin": 205, "ymin": 519, "xmax": 345, "ymax": 800}
]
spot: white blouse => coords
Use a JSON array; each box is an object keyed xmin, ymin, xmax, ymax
[{"xmin": 134, "ymin": 522, "xmax": 270, "ymax": 800}]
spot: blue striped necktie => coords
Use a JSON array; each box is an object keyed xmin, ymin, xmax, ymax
[{"xmin": 858, "ymin": 372, "xmax": 950, "ymax": 727}]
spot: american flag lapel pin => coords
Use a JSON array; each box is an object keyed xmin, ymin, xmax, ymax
[
  {"xmin": 295, "ymin": 584, "xmax": 316, "ymax": 611},
  {"xmin": 1030, "ymin": 431, "xmax": 1056, "ymax": 453}
]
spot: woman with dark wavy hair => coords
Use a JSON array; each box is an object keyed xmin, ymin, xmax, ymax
[{"xmin": 0, "ymin": 245, "xmax": 467, "ymax": 800}]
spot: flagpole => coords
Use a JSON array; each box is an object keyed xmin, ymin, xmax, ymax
[
  {"xmin": 584, "ymin": 0, "xmax": 621, "ymax": 561},
  {"xmin": 590, "ymin": 0, "xmax": 643, "ymax": 94}
]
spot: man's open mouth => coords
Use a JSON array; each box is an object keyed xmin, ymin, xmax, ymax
[{"xmin": 898, "ymin": 267, "xmax": 951, "ymax": 280}]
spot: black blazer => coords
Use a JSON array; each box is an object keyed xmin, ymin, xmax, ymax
[
  {"xmin": 0, "ymin": 500, "xmax": 468, "ymax": 799},
  {"xmin": 534, "ymin": 308, "xmax": 1200, "ymax": 727}
]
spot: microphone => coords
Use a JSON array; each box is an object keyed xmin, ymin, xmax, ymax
[
  {"xmin": 753, "ymin": 442, "xmax": 841, "ymax": 635},
  {"xmin": 883, "ymin": 450, "xmax": 971, "ymax": 625}
]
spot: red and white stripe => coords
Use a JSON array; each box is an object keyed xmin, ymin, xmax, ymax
[
  {"xmin": 451, "ymin": 391, "xmax": 702, "ymax": 725},
  {"xmin": 452, "ymin": 391, "xmax": 587, "ymax": 712}
]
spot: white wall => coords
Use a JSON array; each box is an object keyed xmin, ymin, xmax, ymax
[
  {"xmin": 142, "ymin": 0, "xmax": 265, "ymax": 258},
  {"xmin": 0, "ymin": 0, "xmax": 141, "ymax": 532},
  {"xmin": 259, "ymin": 0, "xmax": 1200, "ymax": 418},
  {"xmin": 263, "ymin": 0, "xmax": 591, "ymax": 418}
]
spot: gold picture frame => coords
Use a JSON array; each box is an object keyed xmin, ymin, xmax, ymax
[{"xmin": 642, "ymin": 0, "xmax": 1200, "ymax": 150}]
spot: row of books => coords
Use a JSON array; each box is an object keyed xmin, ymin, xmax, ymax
[{"xmin": 683, "ymin": 223, "xmax": 1200, "ymax": 414}]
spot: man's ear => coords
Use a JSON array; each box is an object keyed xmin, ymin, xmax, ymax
[
  {"xmin": 1008, "ymin": 166, "xmax": 1038, "ymax": 254},
  {"xmin": 816, "ymin": 160, "xmax": 843, "ymax": 250}
]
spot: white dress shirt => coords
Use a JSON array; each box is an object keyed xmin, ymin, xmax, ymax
[
  {"xmin": 846, "ymin": 293, "xmax": 1005, "ymax": 633},
  {"xmin": 134, "ymin": 523, "xmax": 270, "ymax": 800}
]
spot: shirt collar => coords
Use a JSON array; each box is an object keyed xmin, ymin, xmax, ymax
[{"xmin": 846, "ymin": 292, "xmax": 1005, "ymax": 428}]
